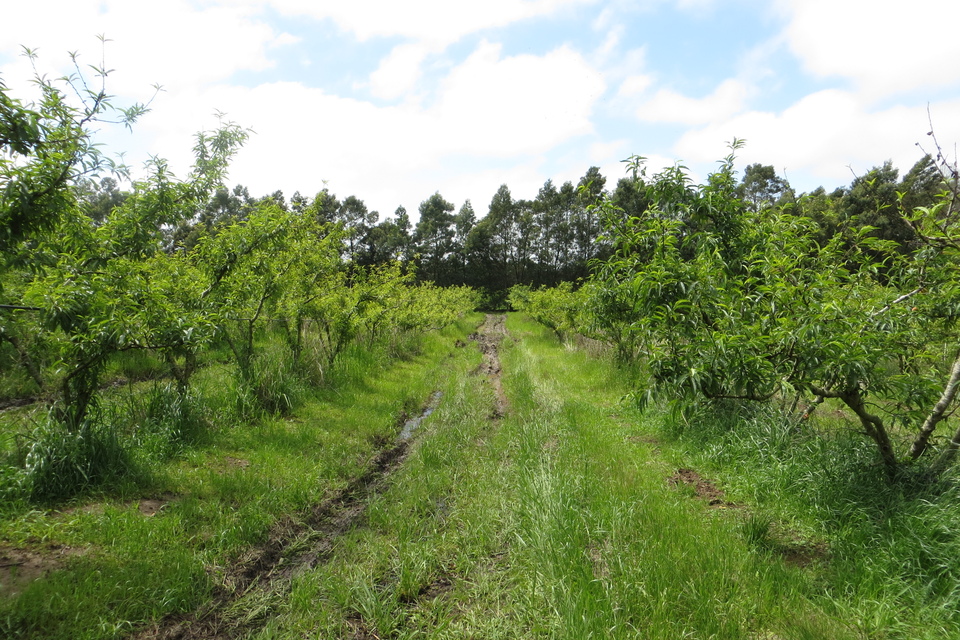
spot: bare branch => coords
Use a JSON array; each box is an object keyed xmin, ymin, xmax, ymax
[
  {"xmin": 911, "ymin": 347, "xmax": 960, "ymax": 459},
  {"xmin": 867, "ymin": 287, "xmax": 922, "ymax": 320}
]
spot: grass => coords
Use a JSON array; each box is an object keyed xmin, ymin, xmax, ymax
[
  {"xmin": 4, "ymin": 312, "xmax": 954, "ymax": 638},
  {"xmin": 249, "ymin": 314, "xmax": 852, "ymax": 639},
  {"xmin": 658, "ymin": 398, "xmax": 960, "ymax": 639},
  {"xmin": 0, "ymin": 316, "xmax": 479, "ymax": 639}
]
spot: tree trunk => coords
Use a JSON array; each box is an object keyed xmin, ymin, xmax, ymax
[
  {"xmin": 2, "ymin": 333, "xmax": 44, "ymax": 390},
  {"xmin": 911, "ymin": 347, "xmax": 960, "ymax": 459},
  {"xmin": 842, "ymin": 389, "xmax": 899, "ymax": 476}
]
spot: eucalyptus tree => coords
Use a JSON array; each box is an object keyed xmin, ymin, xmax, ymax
[
  {"xmin": 572, "ymin": 166, "xmax": 606, "ymax": 270},
  {"xmin": 736, "ymin": 163, "xmax": 789, "ymax": 212},
  {"xmin": 531, "ymin": 179, "xmax": 562, "ymax": 285},
  {"xmin": 307, "ymin": 188, "xmax": 341, "ymax": 225},
  {"xmin": 414, "ymin": 192, "xmax": 455, "ymax": 284},
  {"xmin": 337, "ymin": 195, "xmax": 378, "ymax": 261}
]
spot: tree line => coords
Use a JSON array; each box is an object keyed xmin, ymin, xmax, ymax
[{"xmin": 79, "ymin": 166, "xmax": 613, "ymax": 307}]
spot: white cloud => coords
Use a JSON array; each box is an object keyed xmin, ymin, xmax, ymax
[
  {"xmin": 618, "ymin": 74, "xmax": 653, "ymax": 96},
  {"xmin": 432, "ymin": 41, "xmax": 604, "ymax": 156},
  {"xmin": 368, "ymin": 43, "xmax": 433, "ymax": 101},
  {"xmin": 589, "ymin": 139, "xmax": 630, "ymax": 165},
  {"xmin": 635, "ymin": 78, "xmax": 753, "ymax": 125},
  {"xmin": 779, "ymin": 0, "xmax": 960, "ymax": 99},
  {"xmin": 1, "ymin": 0, "xmax": 295, "ymax": 97},
  {"xmin": 672, "ymin": 90, "xmax": 960, "ymax": 190},
  {"xmin": 675, "ymin": 0, "xmax": 717, "ymax": 10},
  {"xmin": 594, "ymin": 24, "xmax": 624, "ymax": 63}
]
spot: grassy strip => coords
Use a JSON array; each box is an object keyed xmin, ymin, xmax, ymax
[
  {"xmin": 0, "ymin": 315, "xmax": 482, "ymax": 639},
  {"xmin": 251, "ymin": 314, "xmax": 850, "ymax": 639},
  {"xmin": 656, "ymin": 394, "xmax": 960, "ymax": 639}
]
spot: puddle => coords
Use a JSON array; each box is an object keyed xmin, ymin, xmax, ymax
[{"xmin": 399, "ymin": 391, "xmax": 443, "ymax": 441}]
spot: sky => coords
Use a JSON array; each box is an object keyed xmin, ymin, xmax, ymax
[{"xmin": 3, "ymin": 0, "xmax": 960, "ymax": 221}]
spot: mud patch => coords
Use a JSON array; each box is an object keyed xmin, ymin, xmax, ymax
[
  {"xmin": 469, "ymin": 314, "xmax": 509, "ymax": 418},
  {"xmin": 224, "ymin": 457, "xmax": 250, "ymax": 469},
  {"xmin": 0, "ymin": 544, "xmax": 87, "ymax": 598},
  {"xmin": 778, "ymin": 542, "xmax": 829, "ymax": 568},
  {"xmin": 345, "ymin": 614, "xmax": 380, "ymax": 640},
  {"xmin": 139, "ymin": 493, "xmax": 178, "ymax": 517},
  {"xmin": 397, "ymin": 571, "xmax": 455, "ymax": 606},
  {"xmin": 668, "ymin": 468, "xmax": 736, "ymax": 508},
  {"xmin": 586, "ymin": 540, "xmax": 612, "ymax": 581}
]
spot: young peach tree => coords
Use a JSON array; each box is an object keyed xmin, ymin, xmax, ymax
[{"xmin": 590, "ymin": 141, "xmax": 960, "ymax": 478}]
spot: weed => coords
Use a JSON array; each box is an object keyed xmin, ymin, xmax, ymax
[
  {"xmin": 19, "ymin": 412, "xmax": 141, "ymax": 503},
  {"xmin": 118, "ymin": 382, "xmax": 210, "ymax": 462},
  {"xmin": 235, "ymin": 340, "xmax": 309, "ymax": 418}
]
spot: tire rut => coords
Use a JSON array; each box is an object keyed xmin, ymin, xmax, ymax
[
  {"xmin": 469, "ymin": 314, "xmax": 509, "ymax": 418},
  {"xmin": 129, "ymin": 417, "xmax": 416, "ymax": 640}
]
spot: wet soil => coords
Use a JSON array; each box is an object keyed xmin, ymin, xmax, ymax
[
  {"xmin": 138, "ymin": 493, "xmax": 178, "ymax": 517},
  {"xmin": 469, "ymin": 314, "xmax": 509, "ymax": 418},
  {"xmin": 0, "ymin": 544, "xmax": 88, "ymax": 598},
  {"xmin": 668, "ymin": 467, "xmax": 736, "ymax": 508}
]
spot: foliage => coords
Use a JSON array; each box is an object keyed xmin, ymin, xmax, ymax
[
  {"xmin": 587, "ymin": 140, "xmax": 960, "ymax": 477},
  {"xmin": 21, "ymin": 119, "xmax": 248, "ymax": 430},
  {"xmin": 508, "ymin": 282, "xmax": 586, "ymax": 339},
  {"xmin": 0, "ymin": 44, "xmax": 149, "ymax": 255}
]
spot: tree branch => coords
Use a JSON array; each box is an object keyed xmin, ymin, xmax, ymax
[
  {"xmin": 867, "ymin": 287, "xmax": 922, "ymax": 320},
  {"xmin": 910, "ymin": 347, "xmax": 960, "ymax": 459}
]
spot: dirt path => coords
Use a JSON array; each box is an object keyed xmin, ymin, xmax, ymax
[
  {"xmin": 470, "ymin": 314, "xmax": 509, "ymax": 418},
  {"xmin": 129, "ymin": 315, "xmax": 508, "ymax": 640}
]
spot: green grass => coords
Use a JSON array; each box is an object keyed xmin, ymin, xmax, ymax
[
  {"xmin": 657, "ymin": 397, "xmax": 960, "ymax": 639},
  {"xmin": 250, "ymin": 315, "xmax": 851, "ymax": 639},
  {"xmin": 0, "ymin": 317, "xmax": 480, "ymax": 639},
  {"xmin": 6, "ymin": 312, "xmax": 952, "ymax": 638}
]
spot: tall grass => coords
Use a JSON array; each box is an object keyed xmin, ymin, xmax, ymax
[
  {"xmin": 117, "ymin": 382, "xmax": 211, "ymax": 462},
  {"xmin": 235, "ymin": 339, "xmax": 309, "ymax": 418},
  {"xmin": 16, "ymin": 413, "xmax": 141, "ymax": 503},
  {"xmin": 661, "ymin": 397, "xmax": 960, "ymax": 638}
]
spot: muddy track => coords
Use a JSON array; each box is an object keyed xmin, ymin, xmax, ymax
[
  {"xmin": 469, "ymin": 314, "xmax": 509, "ymax": 418},
  {"xmin": 130, "ymin": 439, "xmax": 412, "ymax": 640},
  {"xmin": 129, "ymin": 317, "xmax": 507, "ymax": 640}
]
